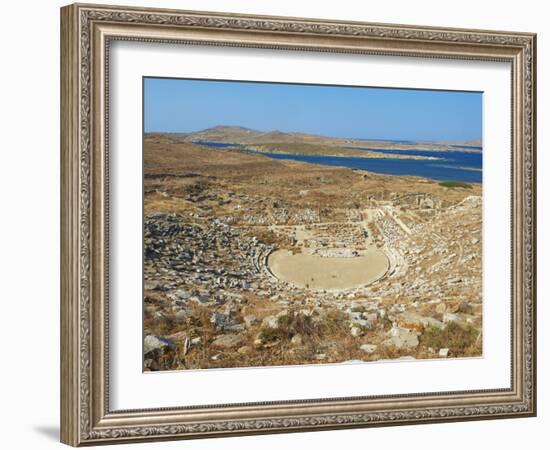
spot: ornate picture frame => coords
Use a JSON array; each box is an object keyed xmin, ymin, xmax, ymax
[{"xmin": 60, "ymin": 3, "xmax": 536, "ymax": 446}]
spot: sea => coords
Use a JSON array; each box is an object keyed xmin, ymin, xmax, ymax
[{"xmin": 193, "ymin": 141, "xmax": 482, "ymax": 184}]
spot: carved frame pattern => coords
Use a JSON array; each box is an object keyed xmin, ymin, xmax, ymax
[{"xmin": 60, "ymin": 3, "xmax": 536, "ymax": 446}]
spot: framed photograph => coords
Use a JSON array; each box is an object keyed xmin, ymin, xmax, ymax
[{"xmin": 60, "ymin": 3, "xmax": 536, "ymax": 446}]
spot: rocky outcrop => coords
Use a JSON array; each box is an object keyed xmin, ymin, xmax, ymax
[
  {"xmin": 382, "ymin": 326, "xmax": 419, "ymax": 349},
  {"xmin": 144, "ymin": 335, "xmax": 177, "ymax": 359}
]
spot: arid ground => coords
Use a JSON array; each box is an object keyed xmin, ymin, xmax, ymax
[{"xmin": 143, "ymin": 131, "xmax": 482, "ymax": 371}]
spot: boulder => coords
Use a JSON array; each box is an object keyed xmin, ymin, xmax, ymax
[
  {"xmin": 189, "ymin": 293, "xmax": 211, "ymax": 304},
  {"xmin": 262, "ymin": 315, "xmax": 280, "ymax": 329},
  {"xmin": 223, "ymin": 305, "xmax": 238, "ymax": 318},
  {"xmin": 382, "ymin": 326, "xmax": 419, "ymax": 349},
  {"xmin": 365, "ymin": 313, "xmax": 378, "ymax": 323},
  {"xmin": 350, "ymin": 326, "xmax": 364, "ymax": 338},
  {"xmin": 253, "ymin": 332, "xmax": 265, "ymax": 346},
  {"xmin": 175, "ymin": 310, "xmax": 190, "ymax": 320},
  {"xmin": 276, "ymin": 309, "xmax": 289, "ymax": 319},
  {"xmin": 143, "ymin": 358, "xmax": 159, "ymax": 371},
  {"xmin": 351, "ymin": 318, "xmax": 370, "ymax": 328},
  {"xmin": 212, "ymin": 334, "xmax": 244, "ymax": 348},
  {"xmin": 399, "ymin": 312, "xmax": 444, "ymax": 330},
  {"xmin": 210, "ymin": 312, "xmax": 229, "ymax": 329},
  {"xmin": 443, "ymin": 312, "xmax": 459, "ymax": 323},
  {"xmin": 144, "ymin": 281, "xmax": 161, "ymax": 291},
  {"xmin": 360, "ymin": 344, "xmax": 378, "ymax": 354},
  {"xmin": 349, "ymin": 312, "xmax": 372, "ymax": 329},
  {"xmin": 243, "ymin": 314, "xmax": 258, "ymax": 328},
  {"xmin": 171, "ymin": 289, "xmax": 191, "ymax": 300},
  {"xmin": 144, "ymin": 335, "xmax": 177, "ymax": 360},
  {"xmin": 224, "ymin": 322, "xmax": 245, "ymax": 332}
]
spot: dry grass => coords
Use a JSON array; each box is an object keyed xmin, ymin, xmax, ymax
[
  {"xmin": 420, "ymin": 322, "xmax": 479, "ymax": 356},
  {"xmin": 143, "ymin": 135, "xmax": 481, "ymax": 212},
  {"xmin": 144, "ymin": 297, "xmax": 482, "ymax": 370},
  {"xmin": 144, "ymin": 301, "xmax": 386, "ymax": 370},
  {"xmin": 142, "ymin": 135, "xmax": 482, "ymax": 370}
]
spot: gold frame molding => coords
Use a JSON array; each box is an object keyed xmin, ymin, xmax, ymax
[{"xmin": 60, "ymin": 3, "xmax": 536, "ymax": 446}]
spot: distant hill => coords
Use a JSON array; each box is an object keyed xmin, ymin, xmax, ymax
[
  {"xmin": 151, "ymin": 126, "xmax": 482, "ymax": 152},
  {"xmin": 167, "ymin": 126, "xmax": 344, "ymax": 145}
]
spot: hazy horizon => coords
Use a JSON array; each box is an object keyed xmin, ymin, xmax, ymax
[
  {"xmin": 144, "ymin": 77, "xmax": 483, "ymax": 143},
  {"xmin": 145, "ymin": 125, "xmax": 481, "ymax": 145}
]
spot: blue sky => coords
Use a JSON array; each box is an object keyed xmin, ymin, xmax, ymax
[{"xmin": 144, "ymin": 77, "xmax": 482, "ymax": 142}]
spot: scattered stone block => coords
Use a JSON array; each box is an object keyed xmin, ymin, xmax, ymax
[
  {"xmin": 360, "ymin": 344, "xmax": 377, "ymax": 354},
  {"xmin": 212, "ymin": 334, "xmax": 244, "ymax": 348},
  {"xmin": 383, "ymin": 326, "xmax": 419, "ymax": 349},
  {"xmin": 443, "ymin": 312, "xmax": 459, "ymax": 323},
  {"xmin": 291, "ymin": 334, "xmax": 303, "ymax": 346}
]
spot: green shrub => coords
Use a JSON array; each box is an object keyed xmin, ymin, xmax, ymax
[
  {"xmin": 420, "ymin": 322, "xmax": 479, "ymax": 355},
  {"xmin": 439, "ymin": 181, "xmax": 472, "ymax": 189},
  {"xmin": 258, "ymin": 328, "xmax": 280, "ymax": 343}
]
